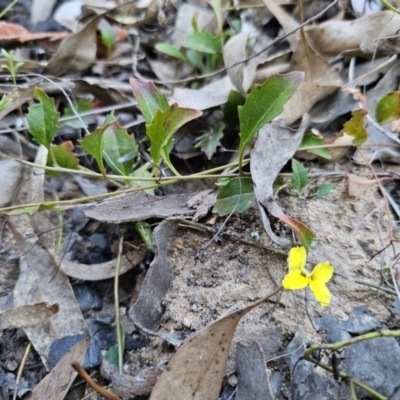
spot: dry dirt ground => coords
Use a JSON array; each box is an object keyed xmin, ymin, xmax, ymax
[{"xmin": 117, "ymin": 161, "xmax": 400, "ymax": 397}]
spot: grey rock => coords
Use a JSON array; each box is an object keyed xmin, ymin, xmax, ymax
[
  {"xmin": 49, "ymin": 334, "xmax": 102, "ymax": 370},
  {"xmin": 73, "ymin": 284, "xmax": 102, "ymax": 313},
  {"xmin": 285, "ymin": 329, "xmax": 339, "ymax": 400},
  {"xmin": 291, "ymin": 360, "xmax": 339, "ymax": 400},
  {"xmin": 315, "ymin": 316, "xmax": 350, "ymax": 343},
  {"xmin": 340, "ymin": 336, "xmax": 400, "ymax": 399}
]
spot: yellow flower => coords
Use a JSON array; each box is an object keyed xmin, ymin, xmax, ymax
[{"xmin": 282, "ymin": 246, "xmax": 334, "ymax": 307}]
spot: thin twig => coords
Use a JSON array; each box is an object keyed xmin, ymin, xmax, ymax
[
  {"xmin": 115, "ymin": 234, "xmax": 124, "ymax": 373},
  {"xmin": 72, "ymin": 362, "xmax": 120, "ymax": 400},
  {"xmin": 13, "ymin": 342, "xmax": 31, "ymax": 400}
]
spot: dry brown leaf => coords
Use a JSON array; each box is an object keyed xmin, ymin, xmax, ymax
[
  {"xmin": 279, "ymin": 31, "xmax": 342, "ymax": 125},
  {"xmin": 347, "ymin": 174, "xmax": 392, "ymax": 197},
  {"xmin": 84, "ymin": 191, "xmax": 195, "ymax": 223},
  {"xmin": 12, "ymin": 146, "xmax": 88, "ymax": 368},
  {"xmin": 306, "ymin": 11, "xmax": 400, "ymax": 58},
  {"xmin": 58, "ymin": 247, "xmax": 147, "ymax": 280},
  {"xmin": 250, "ymin": 118, "xmax": 309, "ymax": 247},
  {"xmin": 26, "ymin": 337, "xmax": 89, "ymax": 400},
  {"xmin": 44, "ymin": 16, "xmax": 100, "ymax": 76},
  {"xmin": 172, "ymin": 75, "xmax": 234, "ymax": 110},
  {"xmin": 223, "ymin": 32, "xmax": 250, "ymax": 96},
  {"xmin": 149, "ymin": 287, "xmax": 281, "ymax": 400},
  {"xmin": 0, "ymin": 302, "xmax": 59, "ymax": 334},
  {"xmin": 0, "ymin": 21, "xmax": 69, "ymax": 43},
  {"xmin": 129, "ymin": 220, "xmax": 179, "ymax": 330}
]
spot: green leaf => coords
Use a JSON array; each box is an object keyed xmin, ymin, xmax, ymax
[
  {"xmin": 130, "ymin": 163, "xmax": 155, "ymax": 194},
  {"xmin": 130, "ymin": 78, "xmax": 169, "ymax": 125},
  {"xmin": 184, "ymin": 31, "xmax": 221, "ymax": 54},
  {"xmin": 63, "ymin": 100, "xmax": 95, "ymax": 129},
  {"xmin": 47, "ymin": 141, "xmax": 79, "ymax": 175},
  {"xmin": 238, "ymin": 73, "xmax": 303, "ymax": 154},
  {"xmin": 313, "ymin": 183, "xmax": 334, "ymax": 200},
  {"xmin": 99, "ymin": 20, "xmax": 117, "ymax": 51},
  {"xmin": 135, "ymin": 221, "xmax": 155, "ymax": 252},
  {"xmin": 80, "ymin": 114, "xmax": 115, "ymax": 177},
  {"xmin": 343, "ymin": 109, "xmax": 368, "ymax": 145},
  {"xmin": 300, "ymin": 132, "xmax": 331, "ymax": 159},
  {"xmin": 213, "ymin": 177, "xmax": 255, "ymax": 216},
  {"xmin": 291, "ymin": 159, "xmax": 309, "ymax": 192},
  {"xmin": 0, "ymin": 94, "xmax": 11, "ymax": 113},
  {"xmin": 27, "ymin": 87, "xmax": 59, "ymax": 149},
  {"xmin": 223, "ymin": 90, "xmax": 245, "ymax": 125},
  {"xmin": 376, "ymin": 91, "xmax": 400, "ymax": 124},
  {"xmin": 105, "ymin": 324, "xmax": 125, "ymax": 368},
  {"xmin": 8, "ymin": 205, "xmax": 39, "ymax": 216},
  {"xmin": 155, "ymin": 42, "xmax": 188, "ymax": 63},
  {"xmin": 208, "ymin": 0, "xmax": 223, "ymax": 35},
  {"xmin": 195, "ymin": 121, "xmax": 224, "ymax": 159},
  {"xmin": 146, "ymin": 103, "xmax": 203, "ymax": 173},
  {"xmin": 277, "ymin": 214, "xmax": 315, "ymax": 252},
  {"xmin": 102, "ymin": 121, "xmax": 138, "ymax": 177},
  {"xmin": 186, "ymin": 49, "xmax": 204, "ymax": 73}
]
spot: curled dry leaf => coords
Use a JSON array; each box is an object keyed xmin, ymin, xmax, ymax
[
  {"xmin": 129, "ymin": 220, "xmax": 179, "ymax": 330},
  {"xmin": 25, "ymin": 337, "xmax": 89, "ymax": 400},
  {"xmin": 279, "ymin": 31, "xmax": 342, "ymax": 125},
  {"xmin": 149, "ymin": 287, "xmax": 281, "ymax": 400},
  {"xmin": 347, "ymin": 174, "xmax": 393, "ymax": 197},
  {"xmin": 306, "ymin": 11, "xmax": 400, "ymax": 58},
  {"xmin": 0, "ymin": 302, "xmax": 59, "ymax": 334},
  {"xmin": 44, "ymin": 16, "xmax": 100, "ymax": 76},
  {"xmin": 223, "ymin": 32, "xmax": 250, "ymax": 96},
  {"xmin": 250, "ymin": 117, "xmax": 309, "ymax": 247},
  {"xmin": 172, "ymin": 76, "xmax": 234, "ymax": 110},
  {"xmin": 58, "ymin": 247, "xmax": 147, "ymax": 281}
]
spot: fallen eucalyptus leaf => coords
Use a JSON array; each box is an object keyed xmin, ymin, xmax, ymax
[
  {"xmin": 129, "ymin": 220, "xmax": 179, "ymax": 330},
  {"xmin": 0, "ymin": 302, "xmax": 59, "ymax": 334},
  {"xmin": 58, "ymin": 248, "xmax": 147, "ymax": 281},
  {"xmin": 149, "ymin": 286, "xmax": 281, "ymax": 400},
  {"xmin": 250, "ymin": 117, "xmax": 309, "ymax": 247},
  {"xmin": 223, "ymin": 32, "xmax": 250, "ymax": 96},
  {"xmin": 26, "ymin": 337, "xmax": 89, "ymax": 400},
  {"xmin": 84, "ymin": 191, "xmax": 195, "ymax": 223},
  {"xmin": 44, "ymin": 16, "xmax": 100, "ymax": 76}
]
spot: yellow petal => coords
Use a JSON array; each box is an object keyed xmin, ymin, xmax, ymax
[
  {"xmin": 310, "ymin": 262, "xmax": 334, "ymax": 284},
  {"xmin": 288, "ymin": 246, "xmax": 307, "ymax": 271},
  {"xmin": 282, "ymin": 270, "xmax": 309, "ymax": 290},
  {"xmin": 309, "ymin": 280, "xmax": 331, "ymax": 307}
]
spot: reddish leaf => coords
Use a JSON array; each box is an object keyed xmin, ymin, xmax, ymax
[
  {"xmin": 0, "ymin": 21, "xmax": 69, "ymax": 43},
  {"xmin": 277, "ymin": 215, "xmax": 315, "ymax": 252}
]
